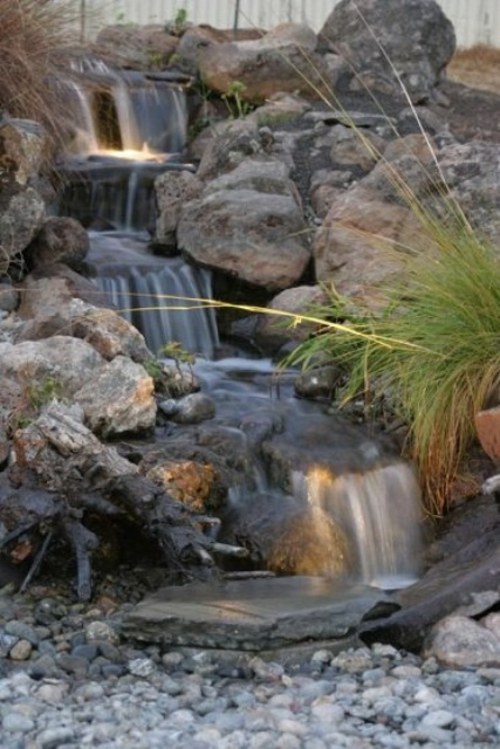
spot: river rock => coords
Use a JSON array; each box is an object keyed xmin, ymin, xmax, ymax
[
  {"xmin": 160, "ymin": 392, "xmax": 216, "ymax": 425},
  {"xmin": 145, "ymin": 460, "xmax": 222, "ymax": 513},
  {"xmin": 13, "ymin": 403, "xmax": 139, "ymax": 492},
  {"xmin": 320, "ymin": 0, "xmax": 456, "ymax": 103},
  {"xmin": 178, "ymin": 158, "xmax": 310, "ymax": 291},
  {"xmin": 198, "ymin": 23, "xmax": 336, "ymax": 104},
  {"xmin": 68, "ymin": 301, "xmax": 152, "ymax": 363},
  {"xmin": 423, "ymin": 614, "xmax": 500, "ymax": 668}
]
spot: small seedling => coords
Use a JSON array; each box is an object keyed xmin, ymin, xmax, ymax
[{"xmin": 222, "ymin": 80, "xmax": 253, "ymax": 119}]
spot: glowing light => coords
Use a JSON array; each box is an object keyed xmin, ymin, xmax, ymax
[{"xmin": 96, "ymin": 146, "xmax": 169, "ymax": 163}]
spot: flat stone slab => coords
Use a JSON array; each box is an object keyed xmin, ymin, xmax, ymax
[{"xmin": 123, "ymin": 576, "xmax": 397, "ymax": 652}]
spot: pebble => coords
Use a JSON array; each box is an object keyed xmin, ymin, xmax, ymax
[{"xmin": 0, "ymin": 598, "xmax": 498, "ymax": 749}]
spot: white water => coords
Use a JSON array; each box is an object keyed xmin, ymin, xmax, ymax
[
  {"xmin": 293, "ymin": 463, "xmax": 423, "ymax": 589},
  {"xmin": 87, "ymin": 232, "xmax": 219, "ymax": 357}
]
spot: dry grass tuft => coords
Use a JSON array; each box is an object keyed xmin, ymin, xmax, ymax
[{"xmin": 0, "ymin": 0, "xmax": 79, "ymax": 150}]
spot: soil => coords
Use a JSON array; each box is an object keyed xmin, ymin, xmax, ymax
[{"xmin": 439, "ymin": 79, "xmax": 500, "ymax": 144}]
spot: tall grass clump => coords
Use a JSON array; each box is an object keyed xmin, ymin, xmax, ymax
[
  {"xmin": 285, "ymin": 209, "xmax": 500, "ymax": 514},
  {"xmin": 239, "ymin": 3, "xmax": 499, "ymax": 513},
  {"xmin": 0, "ymin": 0, "xmax": 79, "ymax": 148}
]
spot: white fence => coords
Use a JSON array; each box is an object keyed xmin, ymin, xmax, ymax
[{"xmin": 81, "ymin": 0, "xmax": 500, "ymax": 48}]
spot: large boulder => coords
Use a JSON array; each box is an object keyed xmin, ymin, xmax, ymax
[
  {"xmin": 319, "ymin": 0, "xmax": 456, "ymax": 102},
  {"xmin": 0, "ymin": 337, "xmax": 156, "ymax": 437},
  {"xmin": 178, "ymin": 157, "xmax": 310, "ymax": 291},
  {"xmin": 0, "ymin": 189, "xmax": 45, "ymax": 272},
  {"xmin": 25, "ymin": 216, "xmax": 89, "ymax": 270},
  {"xmin": 0, "ymin": 119, "xmax": 49, "ymax": 273},
  {"xmin": 0, "ymin": 119, "xmax": 48, "ymax": 187},
  {"xmin": 198, "ymin": 23, "xmax": 337, "ymax": 104},
  {"xmin": 313, "ymin": 185, "xmax": 413, "ymax": 307},
  {"xmin": 92, "ymin": 25, "xmax": 179, "ymax": 70}
]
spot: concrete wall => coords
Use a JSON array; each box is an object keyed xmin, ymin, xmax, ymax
[{"xmin": 81, "ymin": 0, "xmax": 500, "ymax": 47}]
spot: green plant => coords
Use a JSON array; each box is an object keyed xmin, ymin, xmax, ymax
[
  {"xmin": 143, "ymin": 358, "xmax": 164, "ymax": 380},
  {"xmin": 221, "ymin": 80, "xmax": 254, "ymax": 119},
  {"xmin": 174, "ymin": 7, "xmax": 188, "ymax": 32},
  {"xmin": 26, "ymin": 375, "xmax": 62, "ymax": 412},
  {"xmin": 8, "ymin": 373, "xmax": 63, "ymax": 434},
  {"xmin": 159, "ymin": 341, "xmax": 196, "ymax": 368}
]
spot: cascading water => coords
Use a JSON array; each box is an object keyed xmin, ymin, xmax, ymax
[
  {"xmin": 58, "ymin": 57, "xmax": 218, "ymax": 357},
  {"xmin": 58, "ymin": 57, "xmax": 423, "ymax": 591},
  {"xmin": 195, "ymin": 359, "xmax": 423, "ymax": 589},
  {"xmin": 87, "ymin": 231, "xmax": 218, "ymax": 357},
  {"xmin": 292, "ymin": 463, "xmax": 423, "ymax": 588}
]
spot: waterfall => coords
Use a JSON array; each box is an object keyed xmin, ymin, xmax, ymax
[
  {"xmin": 87, "ymin": 232, "xmax": 219, "ymax": 358},
  {"xmin": 57, "ymin": 58, "xmax": 218, "ymax": 357},
  {"xmin": 292, "ymin": 462, "xmax": 423, "ymax": 588}
]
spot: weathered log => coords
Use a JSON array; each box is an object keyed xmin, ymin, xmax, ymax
[{"xmin": 0, "ymin": 403, "xmax": 221, "ymax": 599}]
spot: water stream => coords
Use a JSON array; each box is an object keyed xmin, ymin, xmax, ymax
[{"xmin": 58, "ymin": 59, "xmax": 423, "ymax": 590}]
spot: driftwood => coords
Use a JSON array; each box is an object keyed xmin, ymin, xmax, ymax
[{"xmin": 0, "ymin": 402, "xmax": 245, "ymax": 600}]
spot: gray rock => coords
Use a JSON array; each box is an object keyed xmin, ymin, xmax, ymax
[
  {"xmin": 178, "ymin": 158, "xmax": 310, "ymax": 292},
  {"xmin": 320, "ymin": 0, "xmax": 455, "ymax": 102},
  {"xmin": 165, "ymin": 392, "xmax": 216, "ymax": 424},
  {"xmin": 423, "ymin": 615, "xmax": 500, "ymax": 668},
  {"xmin": 27, "ymin": 216, "xmax": 89, "ymax": 270},
  {"xmin": 154, "ymin": 170, "xmax": 203, "ymax": 249},
  {"xmin": 199, "ymin": 23, "xmax": 335, "ymax": 104},
  {"xmin": 0, "ymin": 186, "xmax": 45, "ymax": 269},
  {"xmin": 2, "ymin": 711, "xmax": 35, "ymax": 733},
  {"xmin": 74, "ymin": 355, "xmax": 156, "ymax": 437},
  {"xmin": 123, "ymin": 576, "xmax": 393, "ymax": 652}
]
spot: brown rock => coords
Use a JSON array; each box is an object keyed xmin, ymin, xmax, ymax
[
  {"xmin": 475, "ymin": 407, "xmax": 500, "ymax": 462},
  {"xmin": 146, "ymin": 460, "xmax": 220, "ymax": 513}
]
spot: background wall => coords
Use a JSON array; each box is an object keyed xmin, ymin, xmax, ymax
[{"xmin": 80, "ymin": 0, "xmax": 500, "ymax": 48}]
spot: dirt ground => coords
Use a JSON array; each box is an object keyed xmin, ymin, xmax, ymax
[{"xmin": 444, "ymin": 46, "xmax": 500, "ymax": 143}]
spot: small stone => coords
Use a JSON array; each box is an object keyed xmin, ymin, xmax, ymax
[
  {"xmin": 35, "ymin": 726, "xmax": 75, "ymax": 748},
  {"xmin": 35, "ymin": 682, "xmax": 69, "ymax": 703},
  {"xmin": 2, "ymin": 712, "xmax": 35, "ymax": 733},
  {"xmin": 421, "ymin": 709, "xmax": 456, "ymax": 728},
  {"xmin": 0, "ymin": 631, "xmax": 18, "ymax": 657},
  {"xmin": 9, "ymin": 639, "xmax": 32, "ymax": 660},
  {"xmin": 71, "ymin": 643, "xmax": 98, "ymax": 660},
  {"xmin": 248, "ymin": 657, "xmax": 284, "ymax": 681},
  {"xmin": 391, "ymin": 664, "xmax": 422, "ymax": 678},
  {"xmin": 311, "ymin": 649, "xmax": 333, "ymax": 664},
  {"xmin": 193, "ymin": 727, "xmax": 222, "ymax": 744},
  {"xmin": 5, "ymin": 620, "xmax": 40, "ymax": 645},
  {"xmin": 128, "ymin": 657, "xmax": 156, "ymax": 677},
  {"xmin": 161, "ymin": 651, "xmax": 184, "ymax": 668},
  {"xmin": 55, "ymin": 652, "xmax": 89, "ymax": 677},
  {"xmin": 85, "ymin": 620, "xmax": 119, "ymax": 644}
]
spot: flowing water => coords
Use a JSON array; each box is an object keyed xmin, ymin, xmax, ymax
[{"xmin": 58, "ymin": 58, "xmax": 423, "ymax": 590}]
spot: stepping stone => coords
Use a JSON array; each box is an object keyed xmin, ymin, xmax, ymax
[{"xmin": 123, "ymin": 576, "xmax": 397, "ymax": 658}]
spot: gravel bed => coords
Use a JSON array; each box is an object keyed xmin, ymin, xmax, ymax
[{"xmin": 0, "ymin": 582, "xmax": 499, "ymax": 748}]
